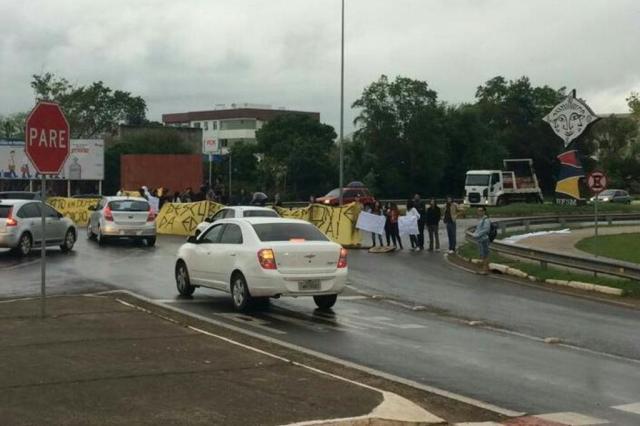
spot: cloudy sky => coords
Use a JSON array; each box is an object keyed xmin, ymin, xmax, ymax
[{"xmin": 1, "ymin": 0, "xmax": 639, "ymax": 133}]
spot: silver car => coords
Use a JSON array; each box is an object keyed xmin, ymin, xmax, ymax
[
  {"xmin": 0, "ymin": 199, "xmax": 77, "ymax": 256},
  {"xmin": 88, "ymin": 196, "xmax": 157, "ymax": 246}
]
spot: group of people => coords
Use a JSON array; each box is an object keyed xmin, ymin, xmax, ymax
[{"xmin": 366, "ymin": 194, "xmax": 459, "ymax": 254}]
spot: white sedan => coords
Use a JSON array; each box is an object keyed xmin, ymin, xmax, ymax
[
  {"xmin": 175, "ymin": 218, "xmax": 348, "ymax": 311},
  {"xmin": 194, "ymin": 206, "xmax": 280, "ymax": 236}
]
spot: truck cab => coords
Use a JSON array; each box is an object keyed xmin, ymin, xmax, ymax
[{"xmin": 464, "ymin": 159, "xmax": 543, "ymax": 206}]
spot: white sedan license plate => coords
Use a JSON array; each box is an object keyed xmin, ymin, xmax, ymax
[{"xmin": 299, "ymin": 280, "xmax": 321, "ymax": 291}]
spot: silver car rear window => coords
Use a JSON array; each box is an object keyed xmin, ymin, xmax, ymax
[
  {"xmin": 0, "ymin": 205, "xmax": 11, "ymax": 218},
  {"xmin": 108, "ymin": 200, "xmax": 149, "ymax": 211},
  {"xmin": 252, "ymin": 223, "xmax": 328, "ymax": 242}
]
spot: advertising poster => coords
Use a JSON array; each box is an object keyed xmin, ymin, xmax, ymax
[{"xmin": 0, "ymin": 139, "xmax": 104, "ymax": 180}]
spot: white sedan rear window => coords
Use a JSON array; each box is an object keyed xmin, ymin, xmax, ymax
[{"xmin": 252, "ymin": 223, "xmax": 328, "ymax": 242}]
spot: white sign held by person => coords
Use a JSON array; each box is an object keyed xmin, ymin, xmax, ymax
[
  {"xmin": 398, "ymin": 215, "xmax": 419, "ymax": 236},
  {"xmin": 356, "ymin": 211, "xmax": 386, "ymax": 235}
]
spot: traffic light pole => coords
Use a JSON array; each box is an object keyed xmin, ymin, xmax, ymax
[{"xmin": 40, "ymin": 174, "xmax": 46, "ymax": 318}]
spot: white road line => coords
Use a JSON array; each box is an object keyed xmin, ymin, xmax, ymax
[
  {"xmin": 355, "ymin": 315, "xmax": 425, "ymax": 329},
  {"xmin": 535, "ymin": 412, "xmax": 609, "ymax": 425},
  {"xmin": 153, "ymin": 298, "xmax": 219, "ymax": 304},
  {"xmin": 455, "ymin": 422, "xmax": 503, "ymax": 426},
  {"xmin": 213, "ymin": 313, "xmax": 287, "ymax": 335},
  {"xmin": 612, "ymin": 402, "xmax": 640, "ymax": 414},
  {"xmin": 1, "ymin": 259, "xmax": 40, "ymax": 271},
  {"xmin": 263, "ymin": 312, "xmax": 329, "ymax": 333},
  {"xmin": 94, "ymin": 289, "xmax": 525, "ymax": 417},
  {"xmin": 338, "ymin": 295, "xmax": 369, "ymax": 300}
]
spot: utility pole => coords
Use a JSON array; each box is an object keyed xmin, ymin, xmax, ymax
[{"xmin": 338, "ymin": 0, "xmax": 345, "ymax": 206}]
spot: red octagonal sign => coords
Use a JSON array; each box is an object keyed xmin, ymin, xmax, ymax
[{"xmin": 25, "ymin": 101, "xmax": 70, "ymax": 175}]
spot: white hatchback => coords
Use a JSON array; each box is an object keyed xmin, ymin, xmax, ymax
[{"xmin": 175, "ymin": 218, "xmax": 348, "ymax": 311}]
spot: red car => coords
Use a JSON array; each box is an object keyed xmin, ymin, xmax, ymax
[{"xmin": 315, "ymin": 184, "xmax": 376, "ymax": 207}]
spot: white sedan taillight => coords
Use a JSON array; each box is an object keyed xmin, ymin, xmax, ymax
[
  {"xmin": 337, "ymin": 247, "xmax": 348, "ymax": 268},
  {"xmin": 258, "ymin": 249, "xmax": 277, "ymax": 270}
]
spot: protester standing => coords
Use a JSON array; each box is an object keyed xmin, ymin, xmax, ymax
[
  {"xmin": 388, "ymin": 202, "xmax": 403, "ymax": 250},
  {"xmin": 273, "ymin": 193, "xmax": 283, "ymax": 207},
  {"xmin": 413, "ymin": 194, "xmax": 426, "ymax": 250},
  {"xmin": 181, "ymin": 187, "xmax": 193, "ymax": 203},
  {"xmin": 426, "ymin": 198, "xmax": 441, "ymax": 251},
  {"xmin": 443, "ymin": 196, "xmax": 459, "ymax": 254},
  {"xmin": 472, "ymin": 206, "xmax": 491, "ymax": 275},
  {"xmin": 369, "ymin": 201, "xmax": 385, "ymax": 247},
  {"xmin": 405, "ymin": 200, "xmax": 421, "ymax": 250},
  {"xmin": 383, "ymin": 202, "xmax": 392, "ymax": 246}
]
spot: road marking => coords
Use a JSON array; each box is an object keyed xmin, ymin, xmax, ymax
[
  {"xmin": 95, "ymin": 289, "xmax": 525, "ymax": 417},
  {"xmin": 153, "ymin": 298, "xmax": 219, "ymax": 304},
  {"xmin": 338, "ymin": 295, "xmax": 368, "ymax": 300},
  {"xmin": 534, "ymin": 412, "xmax": 609, "ymax": 425},
  {"xmin": 455, "ymin": 422, "xmax": 503, "ymax": 426},
  {"xmin": 1, "ymin": 259, "xmax": 40, "ymax": 271},
  {"xmin": 214, "ymin": 313, "xmax": 287, "ymax": 335},
  {"xmin": 263, "ymin": 312, "xmax": 329, "ymax": 333},
  {"xmin": 348, "ymin": 315, "xmax": 425, "ymax": 329},
  {"xmin": 612, "ymin": 402, "xmax": 640, "ymax": 414}
]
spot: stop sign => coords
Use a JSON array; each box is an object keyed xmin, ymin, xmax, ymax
[{"xmin": 25, "ymin": 101, "xmax": 70, "ymax": 174}]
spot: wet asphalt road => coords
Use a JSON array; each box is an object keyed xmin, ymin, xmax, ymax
[{"xmin": 2, "ymin": 232, "xmax": 640, "ymax": 424}]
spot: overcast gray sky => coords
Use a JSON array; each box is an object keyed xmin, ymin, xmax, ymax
[{"xmin": 1, "ymin": 0, "xmax": 639, "ymax": 133}]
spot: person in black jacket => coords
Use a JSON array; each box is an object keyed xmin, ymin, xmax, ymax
[
  {"xmin": 412, "ymin": 194, "xmax": 426, "ymax": 250},
  {"xmin": 426, "ymin": 198, "xmax": 441, "ymax": 251}
]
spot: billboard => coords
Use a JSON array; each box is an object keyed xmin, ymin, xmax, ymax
[
  {"xmin": 0, "ymin": 139, "xmax": 104, "ymax": 180},
  {"xmin": 121, "ymin": 154, "xmax": 202, "ymax": 193}
]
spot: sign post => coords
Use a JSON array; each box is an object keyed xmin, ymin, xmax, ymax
[
  {"xmin": 587, "ymin": 171, "xmax": 608, "ymax": 258},
  {"xmin": 25, "ymin": 101, "xmax": 70, "ymax": 318}
]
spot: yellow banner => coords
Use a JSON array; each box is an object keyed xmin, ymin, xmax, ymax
[
  {"xmin": 276, "ymin": 203, "xmax": 362, "ymax": 247},
  {"xmin": 48, "ymin": 197, "xmax": 100, "ymax": 226},
  {"xmin": 156, "ymin": 201, "xmax": 224, "ymax": 236},
  {"xmin": 47, "ymin": 197, "xmax": 362, "ymax": 246}
]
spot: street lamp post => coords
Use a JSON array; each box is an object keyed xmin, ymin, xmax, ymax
[{"xmin": 338, "ymin": 0, "xmax": 345, "ymax": 207}]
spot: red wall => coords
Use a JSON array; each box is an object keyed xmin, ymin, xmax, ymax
[{"xmin": 121, "ymin": 154, "xmax": 203, "ymax": 192}]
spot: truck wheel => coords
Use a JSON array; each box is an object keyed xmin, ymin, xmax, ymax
[{"xmin": 497, "ymin": 196, "xmax": 507, "ymax": 206}]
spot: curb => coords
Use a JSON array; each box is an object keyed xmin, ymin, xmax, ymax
[{"xmin": 462, "ymin": 257, "xmax": 626, "ymax": 297}]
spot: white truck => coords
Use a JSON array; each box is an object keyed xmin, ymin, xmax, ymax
[{"xmin": 464, "ymin": 159, "xmax": 543, "ymax": 206}]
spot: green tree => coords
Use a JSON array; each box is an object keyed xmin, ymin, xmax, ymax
[
  {"xmin": 627, "ymin": 92, "xmax": 640, "ymax": 119},
  {"xmin": 256, "ymin": 114, "xmax": 336, "ymax": 199},
  {"xmin": 30, "ymin": 72, "xmax": 148, "ymax": 138},
  {"xmin": 229, "ymin": 141, "xmax": 260, "ymax": 192},
  {"xmin": 474, "ymin": 76, "xmax": 567, "ymax": 193},
  {"xmin": 584, "ymin": 114, "xmax": 639, "ymax": 189},
  {"xmin": 351, "ymin": 75, "xmax": 448, "ymax": 197},
  {"xmin": 440, "ymin": 104, "xmax": 507, "ymax": 196},
  {"xmin": 0, "ymin": 112, "xmax": 27, "ymax": 139}
]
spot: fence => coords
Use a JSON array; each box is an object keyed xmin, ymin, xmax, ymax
[{"xmin": 465, "ymin": 213, "xmax": 640, "ymax": 280}]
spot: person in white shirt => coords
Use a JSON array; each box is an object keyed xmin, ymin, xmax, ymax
[{"xmin": 406, "ymin": 200, "xmax": 421, "ymax": 251}]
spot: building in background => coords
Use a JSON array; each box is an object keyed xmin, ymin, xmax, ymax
[{"xmin": 161, "ymin": 104, "xmax": 320, "ymax": 154}]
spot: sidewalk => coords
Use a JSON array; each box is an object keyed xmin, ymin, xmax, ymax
[
  {"xmin": 0, "ymin": 294, "xmax": 449, "ymax": 426},
  {"xmin": 509, "ymin": 225, "xmax": 640, "ymax": 260}
]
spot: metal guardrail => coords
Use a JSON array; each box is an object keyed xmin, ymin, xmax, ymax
[{"xmin": 465, "ymin": 213, "xmax": 640, "ymax": 281}]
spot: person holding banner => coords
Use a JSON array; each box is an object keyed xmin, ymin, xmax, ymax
[
  {"xmin": 405, "ymin": 200, "xmax": 421, "ymax": 250},
  {"xmin": 369, "ymin": 201, "xmax": 385, "ymax": 247},
  {"xmin": 387, "ymin": 202, "xmax": 403, "ymax": 250}
]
